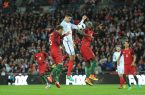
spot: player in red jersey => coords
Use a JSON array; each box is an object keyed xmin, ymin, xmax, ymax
[
  {"xmin": 34, "ymin": 47, "xmax": 50, "ymax": 88},
  {"xmin": 80, "ymin": 21, "xmax": 98, "ymax": 85},
  {"xmin": 47, "ymin": 25, "xmax": 70, "ymax": 88},
  {"xmin": 118, "ymin": 40, "xmax": 141, "ymax": 90}
]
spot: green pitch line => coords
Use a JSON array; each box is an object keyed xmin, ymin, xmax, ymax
[{"xmin": 0, "ymin": 84, "xmax": 144, "ymax": 95}]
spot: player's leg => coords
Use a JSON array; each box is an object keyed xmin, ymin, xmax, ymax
[
  {"xmin": 48, "ymin": 50, "xmax": 63, "ymax": 88},
  {"xmin": 118, "ymin": 74, "xmax": 126, "ymax": 89},
  {"xmin": 117, "ymin": 66, "xmax": 126, "ymax": 89},
  {"xmin": 131, "ymin": 66, "xmax": 141, "ymax": 89},
  {"xmin": 40, "ymin": 73, "xmax": 51, "ymax": 89},
  {"xmin": 85, "ymin": 47, "xmax": 98, "ymax": 80},
  {"xmin": 89, "ymin": 59, "xmax": 98, "ymax": 81},
  {"xmin": 54, "ymin": 63, "xmax": 63, "ymax": 88},
  {"xmin": 85, "ymin": 61, "xmax": 93, "ymax": 86},
  {"xmin": 47, "ymin": 63, "xmax": 63, "ymax": 88},
  {"xmin": 123, "ymin": 65, "xmax": 131, "ymax": 90},
  {"xmin": 47, "ymin": 57, "xmax": 57, "ymax": 83},
  {"xmin": 63, "ymin": 41, "xmax": 75, "ymax": 81},
  {"xmin": 67, "ymin": 54, "xmax": 75, "ymax": 81}
]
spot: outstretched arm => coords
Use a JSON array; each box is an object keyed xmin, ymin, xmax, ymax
[{"xmin": 71, "ymin": 15, "xmax": 87, "ymax": 29}]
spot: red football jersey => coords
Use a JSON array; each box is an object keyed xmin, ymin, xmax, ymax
[
  {"xmin": 121, "ymin": 48, "xmax": 133, "ymax": 65},
  {"xmin": 49, "ymin": 32, "xmax": 61, "ymax": 50},
  {"xmin": 34, "ymin": 52, "xmax": 48, "ymax": 64},
  {"xmin": 81, "ymin": 28, "xmax": 94, "ymax": 47}
]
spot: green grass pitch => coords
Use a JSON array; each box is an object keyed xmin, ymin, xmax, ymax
[{"xmin": 0, "ymin": 85, "xmax": 144, "ymax": 95}]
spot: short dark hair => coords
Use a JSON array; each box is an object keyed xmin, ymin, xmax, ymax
[
  {"xmin": 65, "ymin": 13, "xmax": 72, "ymax": 17},
  {"xmin": 56, "ymin": 25, "xmax": 63, "ymax": 30}
]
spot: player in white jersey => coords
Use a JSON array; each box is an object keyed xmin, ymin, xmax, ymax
[
  {"xmin": 113, "ymin": 45, "xmax": 126, "ymax": 89},
  {"xmin": 60, "ymin": 13, "xmax": 87, "ymax": 81}
]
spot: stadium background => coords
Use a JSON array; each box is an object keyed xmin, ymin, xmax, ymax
[{"xmin": 0, "ymin": 0, "xmax": 145, "ymax": 86}]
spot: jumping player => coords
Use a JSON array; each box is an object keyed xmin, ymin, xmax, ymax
[
  {"xmin": 47, "ymin": 25, "xmax": 70, "ymax": 88},
  {"xmin": 60, "ymin": 14, "xmax": 87, "ymax": 81},
  {"xmin": 80, "ymin": 21, "xmax": 98, "ymax": 86}
]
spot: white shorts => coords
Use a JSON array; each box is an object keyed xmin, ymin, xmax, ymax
[
  {"xmin": 63, "ymin": 40, "xmax": 75, "ymax": 55},
  {"xmin": 117, "ymin": 65, "xmax": 124, "ymax": 75}
]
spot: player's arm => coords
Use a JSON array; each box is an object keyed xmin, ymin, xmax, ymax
[
  {"xmin": 112, "ymin": 53, "xmax": 117, "ymax": 62},
  {"xmin": 60, "ymin": 32, "xmax": 70, "ymax": 39},
  {"xmin": 117, "ymin": 52, "xmax": 123, "ymax": 66},
  {"xmin": 131, "ymin": 49, "xmax": 136, "ymax": 66},
  {"xmin": 54, "ymin": 34, "xmax": 61, "ymax": 45},
  {"xmin": 34, "ymin": 54, "xmax": 36, "ymax": 60},
  {"xmin": 33, "ymin": 54, "xmax": 38, "ymax": 64},
  {"xmin": 71, "ymin": 15, "xmax": 87, "ymax": 29},
  {"xmin": 44, "ymin": 52, "xmax": 48, "ymax": 58}
]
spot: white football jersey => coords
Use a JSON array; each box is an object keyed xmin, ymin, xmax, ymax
[
  {"xmin": 113, "ymin": 51, "xmax": 124, "ymax": 63},
  {"xmin": 113, "ymin": 51, "xmax": 124, "ymax": 74},
  {"xmin": 60, "ymin": 20, "xmax": 84, "ymax": 42}
]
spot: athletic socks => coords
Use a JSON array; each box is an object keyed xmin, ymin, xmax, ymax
[
  {"xmin": 85, "ymin": 66, "xmax": 91, "ymax": 78},
  {"xmin": 120, "ymin": 76, "xmax": 125, "ymax": 87},
  {"xmin": 67, "ymin": 60, "xmax": 74, "ymax": 76},
  {"xmin": 55, "ymin": 64, "xmax": 63, "ymax": 81},
  {"xmin": 90, "ymin": 60, "xmax": 96, "ymax": 74},
  {"xmin": 40, "ymin": 75, "xmax": 49, "ymax": 85},
  {"xmin": 51, "ymin": 64, "xmax": 63, "ymax": 81},
  {"xmin": 125, "ymin": 76, "xmax": 131, "ymax": 87}
]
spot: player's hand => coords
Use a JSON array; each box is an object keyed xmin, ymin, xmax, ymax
[
  {"xmin": 82, "ymin": 15, "xmax": 87, "ymax": 20},
  {"xmin": 131, "ymin": 62, "xmax": 136, "ymax": 66},
  {"xmin": 65, "ymin": 32, "xmax": 71, "ymax": 36},
  {"xmin": 117, "ymin": 61, "xmax": 120, "ymax": 66},
  {"xmin": 73, "ymin": 44, "xmax": 76, "ymax": 49}
]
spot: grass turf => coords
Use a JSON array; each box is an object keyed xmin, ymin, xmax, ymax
[{"xmin": 0, "ymin": 84, "xmax": 144, "ymax": 95}]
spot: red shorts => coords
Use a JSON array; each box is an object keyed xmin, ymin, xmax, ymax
[
  {"xmin": 38, "ymin": 63, "xmax": 47, "ymax": 74},
  {"xmin": 80, "ymin": 45, "xmax": 95, "ymax": 61},
  {"xmin": 50, "ymin": 49, "xmax": 63, "ymax": 64},
  {"xmin": 124, "ymin": 65, "xmax": 136, "ymax": 75}
]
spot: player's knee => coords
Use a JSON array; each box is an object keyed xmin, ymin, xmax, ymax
[
  {"xmin": 58, "ymin": 63, "xmax": 63, "ymax": 65},
  {"xmin": 69, "ymin": 55, "xmax": 75, "ymax": 60},
  {"xmin": 85, "ymin": 61, "xmax": 90, "ymax": 67}
]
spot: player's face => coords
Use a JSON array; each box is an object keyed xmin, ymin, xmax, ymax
[
  {"xmin": 58, "ymin": 29, "xmax": 63, "ymax": 35},
  {"xmin": 116, "ymin": 46, "xmax": 121, "ymax": 52},
  {"xmin": 124, "ymin": 41, "xmax": 129, "ymax": 48},
  {"xmin": 65, "ymin": 16, "xmax": 72, "ymax": 23}
]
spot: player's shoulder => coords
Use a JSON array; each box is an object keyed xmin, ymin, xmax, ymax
[
  {"xmin": 113, "ymin": 51, "xmax": 120, "ymax": 55},
  {"xmin": 50, "ymin": 32, "xmax": 54, "ymax": 36},
  {"xmin": 60, "ymin": 20, "xmax": 66, "ymax": 25},
  {"xmin": 50, "ymin": 31, "xmax": 58, "ymax": 36}
]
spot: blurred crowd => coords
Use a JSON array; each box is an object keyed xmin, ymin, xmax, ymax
[{"xmin": 0, "ymin": 1, "xmax": 145, "ymax": 76}]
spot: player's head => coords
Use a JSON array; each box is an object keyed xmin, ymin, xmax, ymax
[
  {"xmin": 37, "ymin": 47, "xmax": 42, "ymax": 52},
  {"xmin": 56, "ymin": 25, "xmax": 63, "ymax": 35},
  {"xmin": 116, "ymin": 45, "xmax": 121, "ymax": 52},
  {"xmin": 85, "ymin": 21, "xmax": 93, "ymax": 29},
  {"xmin": 124, "ymin": 40, "xmax": 129, "ymax": 48},
  {"xmin": 64, "ymin": 13, "xmax": 72, "ymax": 23}
]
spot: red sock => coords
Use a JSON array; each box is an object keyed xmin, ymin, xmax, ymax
[
  {"xmin": 120, "ymin": 76, "xmax": 124, "ymax": 87},
  {"xmin": 67, "ymin": 60, "xmax": 74, "ymax": 76},
  {"xmin": 122, "ymin": 76, "xmax": 126, "ymax": 84},
  {"xmin": 62, "ymin": 55, "xmax": 68, "ymax": 61}
]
